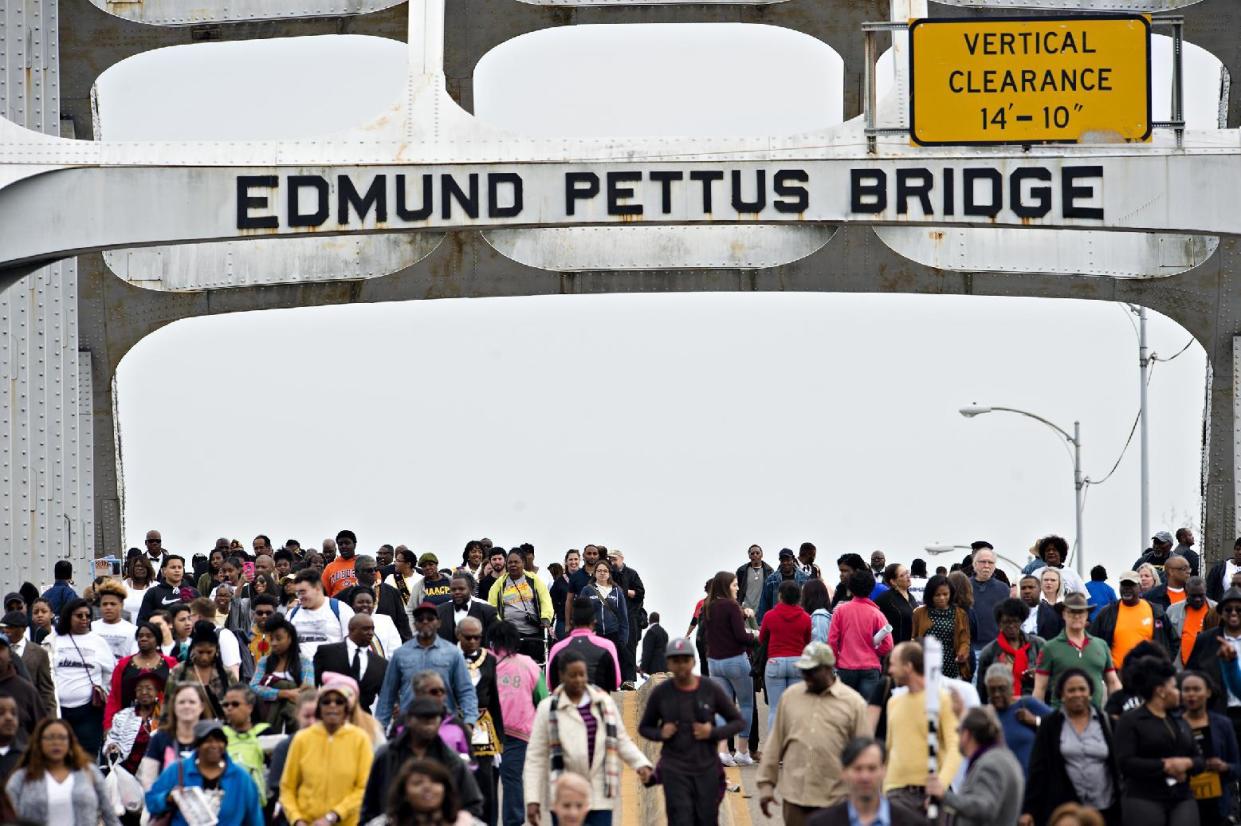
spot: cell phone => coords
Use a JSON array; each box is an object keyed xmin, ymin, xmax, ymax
[{"xmin": 243, "ymin": 561, "xmax": 256, "ymax": 579}]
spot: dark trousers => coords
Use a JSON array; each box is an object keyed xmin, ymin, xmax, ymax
[
  {"xmin": 837, "ymin": 668, "xmax": 882, "ymax": 702},
  {"xmin": 499, "ymin": 735, "xmax": 528, "ymax": 826},
  {"xmin": 782, "ymin": 801, "xmax": 823, "ymax": 826},
  {"xmin": 518, "ymin": 635, "xmax": 546, "ymax": 665},
  {"xmin": 602, "ymin": 631, "xmax": 635, "ymax": 684},
  {"xmin": 62, "ymin": 702, "xmax": 104, "ymax": 758},
  {"xmin": 552, "ymin": 811, "xmax": 611, "ymax": 826},
  {"xmin": 1121, "ymin": 796, "xmax": 1199, "ymax": 826},
  {"xmin": 474, "ymin": 755, "xmax": 498, "ymax": 826},
  {"xmin": 663, "ymin": 767, "xmax": 721, "ymax": 826},
  {"xmin": 625, "ymin": 616, "xmax": 642, "ymax": 682}
]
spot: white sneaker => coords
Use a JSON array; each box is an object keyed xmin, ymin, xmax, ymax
[
  {"xmin": 733, "ymin": 752, "xmax": 755, "ymax": 766},
  {"xmin": 719, "ymin": 752, "xmax": 737, "ymax": 767}
]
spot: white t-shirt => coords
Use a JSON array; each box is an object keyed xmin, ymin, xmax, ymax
[
  {"xmin": 288, "ymin": 599, "xmax": 354, "ymax": 660},
  {"xmin": 92, "ymin": 618, "xmax": 139, "ymax": 661},
  {"xmin": 215, "ymin": 626, "xmax": 242, "ymax": 671},
  {"xmin": 45, "ymin": 773, "xmax": 75, "ymax": 822},
  {"xmin": 123, "ymin": 584, "xmax": 149, "ymax": 618},
  {"xmin": 51, "ymin": 632, "xmax": 115, "ymax": 708}
]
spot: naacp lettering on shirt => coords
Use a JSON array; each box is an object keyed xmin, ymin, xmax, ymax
[{"xmin": 424, "ymin": 580, "xmax": 452, "ymax": 602}]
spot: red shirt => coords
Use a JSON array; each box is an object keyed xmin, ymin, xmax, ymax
[{"xmin": 759, "ymin": 602, "xmax": 813, "ymax": 659}]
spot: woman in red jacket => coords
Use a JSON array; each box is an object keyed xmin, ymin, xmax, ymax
[{"xmin": 758, "ymin": 580, "xmax": 811, "ymax": 735}]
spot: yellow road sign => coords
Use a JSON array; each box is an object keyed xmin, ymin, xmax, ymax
[{"xmin": 909, "ymin": 15, "xmax": 1151, "ymax": 145}]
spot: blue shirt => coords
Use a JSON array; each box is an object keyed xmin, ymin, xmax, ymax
[
  {"xmin": 971, "ymin": 576, "xmax": 1010, "ymax": 643},
  {"xmin": 375, "ymin": 635, "xmax": 478, "ymax": 728},
  {"xmin": 848, "ymin": 796, "xmax": 891, "ymax": 826},
  {"xmin": 1085, "ymin": 581, "xmax": 1118, "ymax": 622},
  {"xmin": 995, "ymin": 696, "xmax": 1053, "ymax": 771},
  {"xmin": 42, "ymin": 580, "xmax": 77, "ymax": 617}
]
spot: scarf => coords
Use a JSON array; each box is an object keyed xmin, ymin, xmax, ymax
[
  {"xmin": 547, "ymin": 683, "xmax": 620, "ymax": 799},
  {"xmin": 995, "ymin": 634, "xmax": 1030, "ymax": 696},
  {"xmin": 393, "ymin": 574, "xmax": 411, "ymax": 606},
  {"xmin": 464, "ymin": 649, "xmax": 501, "ymax": 757}
]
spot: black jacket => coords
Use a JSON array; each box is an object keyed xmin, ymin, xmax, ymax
[
  {"xmin": 1133, "ymin": 549, "xmax": 1172, "ymax": 582},
  {"xmin": 1088, "ymin": 599, "xmax": 1176, "ymax": 658},
  {"xmin": 436, "ymin": 600, "xmax": 499, "ymax": 644},
  {"xmin": 640, "ymin": 623, "xmax": 668, "ymax": 674},
  {"xmin": 1207, "ymin": 560, "xmax": 1234, "ymax": 602},
  {"xmin": 463, "ymin": 648, "xmax": 505, "ymax": 747},
  {"xmin": 136, "ymin": 581, "xmax": 200, "ymax": 625},
  {"xmin": 612, "ymin": 565, "xmax": 646, "ymax": 615},
  {"xmin": 1114, "ymin": 705, "xmax": 1203, "ymax": 803},
  {"xmin": 360, "ymin": 733, "xmax": 483, "ymax": 823},
  {"xmin": 335, "ymin": 582, "xmax": 413, "ymax": 642},
  {"xmin": 735, "ymin": 562, "xmax": 774, "ymax": 609},
  {"xmin": 1186, "ymin": 624, "xmax": 1232, "ymax": 707},
  {"xmin": 808, "ymin": 798, "xmax": 925, "ymax": 826},
  {"xmin": 548, "ymin": 634, "xmax": 618, "ymax": 693},
  {"xmin": 312, "ymin": 641, "xmax": 387, "ymax": 712},
  {"xmin": 875, "ymin": 588, "xmax": 917, "ymax": 644},
  {"xmin": 1034, "ymin": 602, "xmax": 1064, "ymax": 641},
  {"xmin": 1022, "ymin": 708, "xmax": 1122, "ymax": 825}
]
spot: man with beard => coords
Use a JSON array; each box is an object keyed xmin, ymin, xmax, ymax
[
  {"xmin": 338, "ymin": 554, "xmax": 413, "ymax": 642},
  {"xmin": 477, "ymin": 549, "xmax": 508, "ymax": 602},
  {"xmin": 1089, "ymin": 570, "xmax": 1176, "ymax": 666},
  {"xmin": 1133, "ymin": 530, "xmax": 1176, "ymax": 582},
  {"xmin": 375, "ymin": 602, "xmax": 477, "ymax": 731},
  {"xmin": 1166, "ymin": 576, "xmax": 1218, "ymax": 667},
  {"xmin": 437, "ymin": 575, "xmax": 498, "ymax": 643},
  {"xmin": 758, "ymin": 549, "xmax": 809, "ymax": 624},
  {"xmin": 360, "ymin": 696, "xmax": 484, "ymax": 823},
  {"xmin": 607, "ymin": 550, "xmax": 645, "ymax": 686},
  {"xmin": 459, "ymin": 616, "xmax": 504, "ymax": 826}
]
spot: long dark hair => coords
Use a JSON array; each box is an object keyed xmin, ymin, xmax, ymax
[
  {"xmin": 15, "ymin": 718, "xmax": 92, "ymax": 781},
  {"xmin": 55, "ymin": 598, "xmax": 91, "ymax": 636},
  {"xmin": 262, "ymin": 615, "xmax": 304, "ymax": 682},
  {"xmin": 488, "ymin": 620, "xmax": 522, "ymax": 657},
  {"xmin": 386, "ymin": 758, "xmax": 461, "ymax": 823},
  {"xmin": 703, "ymin": 571, "xmax": 737, "ymax": 621},
  {"xmin": 800, "ymin": 579, "xmax": 830, "ymax": 614},
  {"xmin": 128, "ymin": 554, "xmax": 155, "ymax": 586}
]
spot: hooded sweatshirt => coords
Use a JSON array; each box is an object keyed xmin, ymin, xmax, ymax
[{"xmin": 759, "ymin": 602, "xmax": 813, "ymax": 659}]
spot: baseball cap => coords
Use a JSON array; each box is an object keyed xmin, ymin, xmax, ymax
[
  {"xmin": 778, "ymin": 548, "xmax": 796, "ymax": 560},
  {"xmin": 412, "ymin": 601, "xmax": 439, "ymax": 617},
  {"xmin": 795, "ymin": 641, "xmax": 837, "ymax": 670},
  {"xmin": 2, "ymin": 593, "xmax": 23, "ymax": 608},
  {"xmin": 418, "ymin": 552, "xmax": 439, "ymax": 566},
  {"xmin": 1118, "ymin": 571, "xmax": 1141, "ymax": 586},
  {"xmin": 665, "ymin": 637, "xmax": 696, "ymax": 660},
  {"xmin": 1154, "ymin": 531, "xmax": 1174, "ymax": 544},
  {"xmin": 193, "ymin": 720, "xmax": 227, "ymax": 745},
  {"xmin": 0, "ymin": 611, "xmax": 28, "ymax": 628}
]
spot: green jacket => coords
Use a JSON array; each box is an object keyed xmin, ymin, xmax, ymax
[{"xmin": 225, "ymin": 722, "xmax": 271, "ymax": 804}]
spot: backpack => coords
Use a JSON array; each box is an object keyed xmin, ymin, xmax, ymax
[{"xmin": 231, "ymin": 628, "xmax": 256, "ymax": 684}]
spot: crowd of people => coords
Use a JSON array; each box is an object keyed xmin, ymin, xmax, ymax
[{"xmin": 0, "ymin": 527, "xmax": 1236, "ymax": 826}]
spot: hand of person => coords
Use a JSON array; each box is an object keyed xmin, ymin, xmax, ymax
[
  {"xmin": 1019, "ymin": 816, "xmax": 1034, "ymax": 826},
  {"xmin": 278, "ymin": 688, "xmax": 299, "ymax": 702},
  {"xmin": 660, "ymin": 722, "xmax": 678, "ymax": 740},
  {"xmin": 636, "ymin": 766, "xmax": 653, "ymax": 784},
  {"xmin": 311, "ymin": 818, "xmax": 332, "ymax": 826},
  {"xmin": 527, "ymin": 803, "xmax": 541, "ymax": 825},
  {"xmin": 1207, "ymin": 757, "xmax": 1229, "ymax": 774},
  {"xmin": 1220, "ymin": 638, "xmax": 1238, "ymax": 662},
  {"xmin": 692, "ymin": 721, "xmax": 713, "ymax": 740},
  {"xmin": 955, "ymin": 653, "xmax": 968, "ymax": 664},
  {"xmin": 925, "ymin": 774, "xmax": 945, "ymax": 800},
  {"xmin": 760, "ymin": 793, "xmax": 776, "ymax": 818},
  {"xmin": 1015, "ymin": 708, "xmax": 1039, "ymax": 727},
  {"xmin": 627, "ymin": 589, "xmax": 636, "ymax": 599},
  {"xmin": 742, "ymin": 607, "xmax": 755, "ymax": 619}
]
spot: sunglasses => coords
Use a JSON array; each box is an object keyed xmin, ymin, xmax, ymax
[
  {"xmin": 424, "ymin": 687, "xmax": 447, "ymax": 696},
  {"xmin": 320, "ymin": 696, "xmax": 347, "ymax": 706},
  {"xmin": 221, "ymin": 701, "xmax": 242, "ymax": 708},
  {"xmin": 460, "ymin": 634, "xmax": 482, "ymax": 641},
  {"xmin": 1222, "ymin": 606, "xmax": 1241, "ymax": 615}
]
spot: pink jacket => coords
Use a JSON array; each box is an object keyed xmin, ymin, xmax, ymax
[
  {"xmin": 826, "ymin": 597, "xmax": 894, "ymax": 670},
  {"xmin": 496, "ymin": 652, "xmax": 545, "ymax": 741}
]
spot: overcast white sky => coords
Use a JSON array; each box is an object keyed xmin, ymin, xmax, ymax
[{"xmin": 101, "ymin": 25, "xmax": 1215, "ymax": 634}]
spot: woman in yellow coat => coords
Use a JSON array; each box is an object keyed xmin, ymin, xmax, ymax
[{"xmin": 279, "ymin": 682, "xmax": 374, "ymax": 826}]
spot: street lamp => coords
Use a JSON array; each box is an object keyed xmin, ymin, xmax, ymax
[
  {"xmin": 923, "ymin": 544, "xmax": 1028, "ymax": 574},
  {"xmin": 958, "ymin": 404, "xmax": 1086, "ymax": 580}
]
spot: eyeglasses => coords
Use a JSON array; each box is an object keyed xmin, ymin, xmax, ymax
[
  {"xmin": 424, "ymin": 687, "xmax": 447, "ymax": 696},
  {"xmin": 460, "ymin": 634, "xmax": 482, "ymax": 641}
]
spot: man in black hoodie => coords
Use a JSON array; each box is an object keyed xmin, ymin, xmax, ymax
[
  {"xmin": 360, "ymin": 697, "xmax": 484, "ymax": 823},
  {"xmin": 136, "ymin": 554, "xmax": 199, "ymax": 624},
  {"xmin": 1187, "ymin": 587, "xmax": 1241, "ymax": 742}
]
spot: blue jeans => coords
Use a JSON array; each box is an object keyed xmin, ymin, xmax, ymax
[
  {"xmin": 765, "ymin": 656, "xmax": 800, "ymax": 735},
  {"xmin": 499, "ymin": 735, "xmax": 528, "ymax": 826},
  {"xmin": 837, "ymin": 668, "xmax": 882, "ymax": 702},
  {"xmin": 708, "ymin": 654, "xmax": 754, "ymax": 735}
]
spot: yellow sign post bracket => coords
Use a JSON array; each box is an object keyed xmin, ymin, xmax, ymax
[{"xmin": 908, "ymin": 15, "xmax": 1152, "ymax": 146}]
